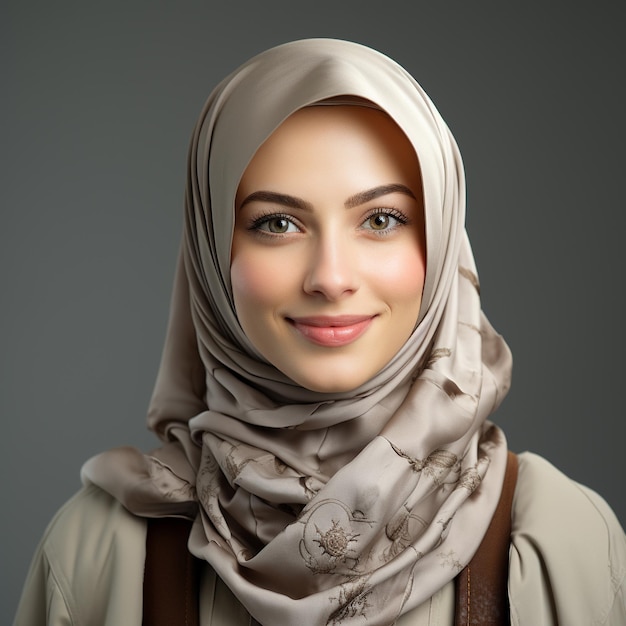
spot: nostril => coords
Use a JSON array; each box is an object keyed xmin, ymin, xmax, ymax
[{"xmin": 302, "ymin": 247, "xmax": 359, "ymax": 300}]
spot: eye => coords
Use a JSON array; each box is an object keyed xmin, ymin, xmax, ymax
[
  {"xmin": 367, "ymin": 214, "xmax": 393, "ymax": 230},
  {"xmin": 362, "ymin": 209, "xmax": 407, "ymax": 232},
  {"xmin": 253, "ymin": 214, "xmax": 300, "ymax": 235}
]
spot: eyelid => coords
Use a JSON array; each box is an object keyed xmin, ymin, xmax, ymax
[
  {"xmin": 362, "ymin": 206, "xmax": 408, "ymax": 221},
  {"xmin": 360, "ymin": 207, "xmax": 409, "ymax": 231},
  {"xmin": 246, "ymin": 211, "xmax": 303, "ymax": 236}
]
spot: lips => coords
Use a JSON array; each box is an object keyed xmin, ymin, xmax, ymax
[{"xmin": 287, "ymin": 315, "xmax": 375, "ymax": 347}]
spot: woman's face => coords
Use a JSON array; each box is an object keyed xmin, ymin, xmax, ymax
[{"xmin": 231, "ymin": 105, "xmax": 426, "ymax": 393}]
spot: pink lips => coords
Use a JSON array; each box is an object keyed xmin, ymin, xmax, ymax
[{"xmin": 288, "ymin": 315, "xmax": 375, "ymax": 347}]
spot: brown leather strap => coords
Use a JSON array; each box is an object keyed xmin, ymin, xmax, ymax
[
  {"xmin": 143, "ymin": 517, "xmax": 200, "ymax": 626},
  {"xmin": 454, "ymin": 451, "xmax": 518, "ymax": 626}
]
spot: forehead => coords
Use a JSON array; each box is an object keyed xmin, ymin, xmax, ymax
[
  {"xmin": 251, "ymin": 104, "xmax": 408, "ymax": 149},
  {"xmin": 237, "ymin": 105, "xmax": 422, "ymax": 192}
]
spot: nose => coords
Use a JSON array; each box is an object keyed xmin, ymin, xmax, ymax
[{"xmin": 302, "ymin": 234, "xmax": 359, "ymax": 301}]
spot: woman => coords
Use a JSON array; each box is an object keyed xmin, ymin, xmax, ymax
[{"xmin": 15, "ymin": 38, "xmax": 626, "ymax": 625}]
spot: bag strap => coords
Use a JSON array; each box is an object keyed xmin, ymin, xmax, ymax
[
  {"xmin": 142, "ymin": 517, "xmax": 200, "ymax": 626},
  {"xmin": 454, "ymin": 451, "xmax": 519, "ymax": 626}
]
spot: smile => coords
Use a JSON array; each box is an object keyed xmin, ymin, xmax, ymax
[{"xmin": 287, "ymin": 315, "xmax": 376, "ymax": 347}]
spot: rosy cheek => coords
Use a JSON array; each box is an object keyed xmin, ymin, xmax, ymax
[
  {"xmin": 231, "ymin": 249, "xmax": 294, "ymax": 317},
  {"xmin": 365, "ymin": 248, "xmax": 426, "ymax": 299},
  {"xmin": 399, "ymin": 251, "xmax": 426, "ymax": 294}
]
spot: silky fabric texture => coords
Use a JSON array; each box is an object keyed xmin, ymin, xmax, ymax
[{"xmin": 82, "ymin": 39, "xmax": 512, "ymax": 625}]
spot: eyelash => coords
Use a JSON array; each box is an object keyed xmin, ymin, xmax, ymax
[
  {"xmin": 246, "ymin": 208, "xmax": 409, "ymax": 238},
  {"xmin": 247, "ymin": 212, "xmax": 302, "ymax": 236},
  {"xmin": 363, "ymin": 208, "xmax": 409, "ymax": 234}
]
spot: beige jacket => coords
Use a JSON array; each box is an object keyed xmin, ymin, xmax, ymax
[{"xmin": 14, "ymin": 453, "xmax": 626, "ymax": 625}]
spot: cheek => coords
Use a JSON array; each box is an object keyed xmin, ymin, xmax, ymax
[
  {"xmin": 231, "ymin": 254, "xmax": 267, "ymax": 313},
  {"xmin": 230, "ymin": 248, "xmax": 296, "ymax": 318},
  {"xmin": 367, "ymin": 245, "xmax": 426, "ymax": 306}
]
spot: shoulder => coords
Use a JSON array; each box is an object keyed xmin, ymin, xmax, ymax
[
  {"xmin": 509, "ymin": 452, "xmax": 626, "ymax": 625},
  {"xmin": 15, "ymin": 484, "xmax": 147, "ymax": 626},
  {"xmin": 44, "ymin": 481, "xmax": 147, "ymax": 549}
]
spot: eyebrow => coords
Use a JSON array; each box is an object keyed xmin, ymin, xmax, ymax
[
  {"xmin": 344, "ymin": 184, "xmax": 416, "ymax": 208},
  {"xmin": 238, "ymin": 183, "xmax": 416, "ymax": 212},
  {"xmin": 238, "ymin": 191, "xmax": 313, "ymax": 211}
]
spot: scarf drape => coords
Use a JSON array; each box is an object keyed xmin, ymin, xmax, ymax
[{"xmin": 82, "ymin": 39, "xmax": 512, "ymax": 625}]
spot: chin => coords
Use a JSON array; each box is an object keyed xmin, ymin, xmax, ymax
[{"xmin": 287, "ymin": 369, "xmax": 371, "ymax": 394}]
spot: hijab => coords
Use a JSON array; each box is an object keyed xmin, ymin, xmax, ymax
[{"xmin": 82, "ymin": 38, "xmax": 512, "ymax": 625}]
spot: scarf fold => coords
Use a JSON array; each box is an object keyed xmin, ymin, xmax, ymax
[{"xmin": 82, "ymin": 38, "xmax": 512, "ymax": 625}]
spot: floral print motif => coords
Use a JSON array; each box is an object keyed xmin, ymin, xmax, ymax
[
  {"xmin": 438, "ymin": 549, "xmax": 464, "ymax": 572},
  {"xmin": 223, "ymin": 444, "xmax": 252, "ymax": 484},
  {"xmin": 316, "ymin": 519, "xmax": 360, "ymax": 560},
  {"xmin": 328, "ymin": 576, "xmax": 373, "ymax": 624},
  {"xmin": 458, "ymin": 466, "xmax": 482, "ymax": 491},
  {"xmin": 384, "ymin": 507, "xmax": 428, "ymax": 561},
  {"xmin": 389, "ymin": 443, "xmax": 458, "ymax": 485},
  {"xmin": 300, "ymin": 500, "xmax": 374, "ymax": 575}
]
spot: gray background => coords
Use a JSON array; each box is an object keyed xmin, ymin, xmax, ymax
[{"xmin": 3, "ymin": 2, "xmax": 624, "ymax": 620}]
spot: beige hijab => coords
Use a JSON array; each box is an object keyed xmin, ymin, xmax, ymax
[{"xmin": 83, "ymin": 38, "xmax": 512, "ymax": 625}]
